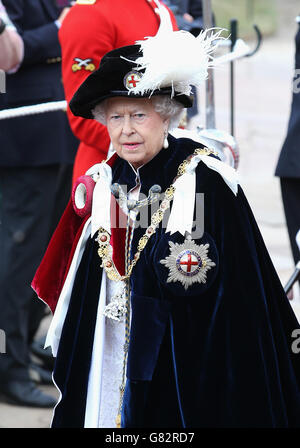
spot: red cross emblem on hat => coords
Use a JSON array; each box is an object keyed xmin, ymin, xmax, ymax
[{"xmin": 124, "ymin": 71, "xmax": 142, "ymax": 90}]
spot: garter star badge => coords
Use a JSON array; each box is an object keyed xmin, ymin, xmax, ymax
[{"xmin": 160, "ymin": 235, "xmax": 216, "ymax": 290}]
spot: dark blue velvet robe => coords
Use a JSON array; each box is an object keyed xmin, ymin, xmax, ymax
[{"xmin": 51, "ymin": 135, "xmax": 300, "ymax": 428}]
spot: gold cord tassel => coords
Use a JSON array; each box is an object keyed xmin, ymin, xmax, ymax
[{"xmin": 116, "ymin": 413, "xmax": 121, "ymax": 428}]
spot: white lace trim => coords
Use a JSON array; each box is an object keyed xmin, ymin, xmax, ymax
[
  {"xmin": 84, "ymin": 276, "xmax": 126, "ymax": 428},
  {"xmin": 99, "ymin": 278, "xmax": 126, "ymax": 427}
]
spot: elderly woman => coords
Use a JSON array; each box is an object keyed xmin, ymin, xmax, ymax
[{"xmin": 33, "ymin": 30, "xmax": 300, "ymax": 428}]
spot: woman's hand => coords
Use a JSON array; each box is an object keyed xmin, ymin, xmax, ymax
[{"xmin": 183, "ymin": 13, "xmax": 194, "ymax": 23}]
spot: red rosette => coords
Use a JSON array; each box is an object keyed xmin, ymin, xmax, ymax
[{"xmin": 71, "ymin": 175, "xmax": 95, "ymax": 217}]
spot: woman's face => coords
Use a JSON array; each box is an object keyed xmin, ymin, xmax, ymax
[{"xmin": 105, "ymin": 97, "xmax": 169, "ymax": 170}]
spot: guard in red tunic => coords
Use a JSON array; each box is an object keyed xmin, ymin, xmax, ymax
[{"xmin": 59, "ymin": 0, "xmax": 178, "ymax": 183}]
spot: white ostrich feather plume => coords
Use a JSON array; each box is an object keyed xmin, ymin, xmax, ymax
[{"xmin": 125, "ymin": 0, "xmax": 225, "ymax": 97}]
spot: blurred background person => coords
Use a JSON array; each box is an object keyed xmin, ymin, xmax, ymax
[
  {"xmin": 167, "ymin": 0, "xmax": 203, "ymax": 34},
  {"xmin": 0, "ymin": 0, "xmax": 78, "ymax": 407},
  {"xmin": 58, "ymin": 0, "xmax": 178, "ymax": 183},
  {"xmin": 0, "ymin": 0, "xmax": 23, "ymax": 72},
  {"xmin": 275, "ymin": 19, "xmax": 300, "ymax": 289}
]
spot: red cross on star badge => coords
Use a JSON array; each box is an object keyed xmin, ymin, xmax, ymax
[
  {"xmin": 160, "ymin": 236, "xmax": 216, "ymax": 290},
  {"xmin": 178, "ymin": 251, "xmax": 201, "ymax": 274}
]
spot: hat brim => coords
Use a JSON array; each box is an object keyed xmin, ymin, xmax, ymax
[{"xmin": 70, "ymin": 89, "xmax": 193, "ymax": 119}]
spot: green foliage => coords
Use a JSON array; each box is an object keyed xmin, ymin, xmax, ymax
[{"xmin": 212, "ymin": 0, "xmax": 277, "ymax": 38}]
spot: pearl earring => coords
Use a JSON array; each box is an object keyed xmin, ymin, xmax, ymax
[{"xmin": 163, "ymin": 131, "xmax": 169, "ymax": 149}]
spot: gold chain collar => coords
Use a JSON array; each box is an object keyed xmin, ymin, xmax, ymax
[{"xmin": 96, "ymin": 147, "xmax": 217, "ymax": 281}]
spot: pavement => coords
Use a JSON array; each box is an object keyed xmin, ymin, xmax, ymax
[{"xmin": 1, "ymin": 2, "xmax": 300, "ymax": 428}]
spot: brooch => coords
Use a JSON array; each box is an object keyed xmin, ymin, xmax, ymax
[
  {"xmin": 160, "ymin": 235, "xmax": 216, "ymax": 290},
  {"xmin": 103, "ymin": 287, "xmax": 127, "ymax": 322}
]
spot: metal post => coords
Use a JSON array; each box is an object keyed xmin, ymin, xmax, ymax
[
  {"xmin": 284, "ymin": 261, "xmax": 300, "ymax": 295},
  {"xmin": 247, "ymin": 0, "xmax": 255, "ymax": 21},
  {"xmin": 202, "ymin": 0, "xmax": 216, "ymax": 129},
  {"xmin": 230, "ymin": 19, "xmax": 238, "ymax": 137}
]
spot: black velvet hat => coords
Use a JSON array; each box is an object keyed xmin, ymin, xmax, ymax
[{"xmin": 69, "ymin": 44, "xmax": 193, "ymax": 119}]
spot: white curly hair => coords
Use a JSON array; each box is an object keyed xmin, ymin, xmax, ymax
[{"xmin": 92, "ymin": 95, "xmax": 185, "ymax": 130}]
